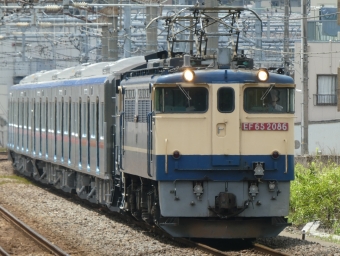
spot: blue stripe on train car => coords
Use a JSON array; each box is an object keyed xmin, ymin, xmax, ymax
[
  {"xmin": 155, "ymin": 154, "xmax": 295, "ymax": 181},
  {"xmin": 10, "ymin": 76, "xmax": 108, "ymax": 90}
]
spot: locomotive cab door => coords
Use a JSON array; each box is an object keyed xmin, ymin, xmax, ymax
[{"xmin": 211, "ymin": 84, "xmax": 240, "ymax": 166}]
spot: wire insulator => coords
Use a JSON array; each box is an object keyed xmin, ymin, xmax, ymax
[
  {"xmin": 73, "ymin": 2, "xmax": 88, "ymax": 8},
  {"xmin": 45, "ymin": 5, "xmax": 62, "ymax": 12}
]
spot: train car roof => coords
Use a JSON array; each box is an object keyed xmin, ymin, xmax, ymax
[
  {"xmin": 19, "ymin": 69, "xmax": 60, "ymax": 84},
  {"xmin": 103, "ymin": 56, "xmax": 146, "ymax": 74},
  {"xmin": 9, "ymin": 56, "xmax": 149, "ymax": 91},
  {"xmin": 10, "ymin": 76, "xmax": 109, "ymax": 91}
]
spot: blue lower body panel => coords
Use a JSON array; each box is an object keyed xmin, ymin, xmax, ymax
[{"xmin": 155, "ymin": 154, "xmax": 294, "ymax": 181}]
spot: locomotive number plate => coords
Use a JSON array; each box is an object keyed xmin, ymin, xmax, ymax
[{"xmin": 242, "ymin": 122, "xmax": 288, "ymax": 131}]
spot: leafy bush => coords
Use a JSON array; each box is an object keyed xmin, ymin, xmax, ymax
[{"xmin": 289, "ymin": 161, "xmax": 340, "ymax": 234}]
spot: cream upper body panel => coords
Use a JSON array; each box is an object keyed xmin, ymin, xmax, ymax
[{"xmin": 153, "ymin": 82, "xmax": 295, "ymax": 156}]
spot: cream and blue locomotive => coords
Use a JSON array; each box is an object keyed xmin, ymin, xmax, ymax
[{"xmin": 7, "ymin": 6, "xmax": 295, "ymax": 239}]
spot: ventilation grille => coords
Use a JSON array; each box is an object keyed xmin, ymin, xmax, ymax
[
  {"xmin": 125, "ymin": 100, "xmax": 135, "ymax": 122},
  {"xmin": 138, "ymin": 100, "xmax": 151, "ymax": 123}
]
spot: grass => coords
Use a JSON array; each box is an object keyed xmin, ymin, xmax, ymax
[{"xmin": 0, "ymin": 175, "xmax": 31, "ymax": 186}]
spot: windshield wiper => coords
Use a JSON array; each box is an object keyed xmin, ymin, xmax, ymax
[
  {"xmin": 177, "ymin": 84, "xmax": 191, "ymax": 101},
  {"xmin": 260, "ymin": 84, "xmax": 275, "ymax": 101}
]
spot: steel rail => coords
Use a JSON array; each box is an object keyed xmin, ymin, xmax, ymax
[
  {"xmin": 175, "ymin": 238, "xmax": 231, "ymax": 256},
  {"xmin": 0, "ymin": 205, "xmax": 69, "ymax": 256},
  {"xmin": 253, "ymin": 242, "xmax": 291, "ymax": 256},
  {"xmin": 0, "ymin": 246, "xmax": 10, "ymax": 256}
]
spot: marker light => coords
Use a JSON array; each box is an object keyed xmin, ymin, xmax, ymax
[
  {"xmin": 271, "ymin": 150, "xmax": 280, "ymax": 159},
  {"xmin": 257, "ymin": 69, "xmax": 269, "ymax": 82},
  {"xmin": 183, "ymin": 69, "xmax": 195, "ymax": 82},
  {"xmin": 173, "ymin": 150, "xmax": 181, "ymax": 159}
]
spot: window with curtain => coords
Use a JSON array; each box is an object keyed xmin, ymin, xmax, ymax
[{"xmin": 317, "ymin": 75, "xmax": 337, "ymax": 105}]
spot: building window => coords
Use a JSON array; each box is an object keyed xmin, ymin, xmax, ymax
[{"xmin": 315, "ymin": 75, "xmax": 337, "ymax": 105}]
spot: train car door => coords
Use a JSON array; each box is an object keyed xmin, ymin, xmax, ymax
[
  {"xmin": 47, "ymin": 98, "xmax": 55, "ymax": 162},
  {"xmin": 63, "ymin": 97, "xmax": 71, "ymax": 165},
  {"xmin": 89, "ymin": 98, "xmax": 97, "ymax": 175},
  {"xmin": 24, "ymin": 97, "xmax": 29, "ymax": 153},
  {"xmin": 18, "ymin": 98, "xmax": 23, "ymax": 152},
  {"xmin": 35, "ymin": 96, "xmax": 42, "ymax": 158},
  {"xmin": 56, "ymin": 96, "xmax": 63, "ymax": 163},
  {"xmin": 81, "ymin": 95, "xmax": 89, "ymax": 171},
  {"xmin": 41, "ymin": 99, "xmax": 46, "ymax": 158},
  {"xmin": 211, "ymin": 85, "xmax": 240, "ymax": 166}
]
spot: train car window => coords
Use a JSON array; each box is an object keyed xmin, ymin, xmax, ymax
[
  {"xmin": 57, "ymin": 102, "xmax": 62, "ymax": 134},
  {"xmin": 54, "ymin": 99, "xmax": 57, "ymax": 158},
  {"xmin": 217, "ymin": 88, "xmax": 234, "ymax": 113},
  {"xmin": 39, "ymin": 99, "xmax": 42, "ymax": 155},
  {"xmin": 82, "ymin": 102, "xmax": 87, "ymax": 137},
  {"xmin": 61, "ymin": 98, "xmax": 64, "ymax": 161},
  {"xmin": 244, "ymin": 87, "xmax": 295, "ymax": 114},
  {"xmin": 16, "ymin": 99, "xmax": 19, "ymax": 149},
  {"xmin": 99, "ymin": 103, "xmax": 104, "ymax": 139},
  {"xmin": 90, "ymin": 102, "xmax": 95, "ymax": 138},
  {"xmin": 74, "ymin": 103, "xmax": 81, "ymax": 137},
  {"xmin": 49, "ymin": 102, "xmax": 54, "ymax": 133},
  {"xmin": 155, "ymin": 87, "xmax": 208, "ymax": 113},
  {"xmin": 71, "ymin": 102, "xmax": 75, "ymax": 136},
  {"xmin": 41, "ymin": 102, "xmax": 45, "ymax": 132},
  {"xmin": 37, "ymin": 100, "xmax": 41, "ymax": 132},
  {"xmin": 87, "ymin": 98, "xmax": 90, "ymax": 168},
  {"xmin": 45, "ymin": 99, "xmax": 48, "ymax": 157},
  {"xmin": 26, "ymin": 99, "xmax": 29, "ymax": 151},
  {"xmin": 64, "ymin": 101, "xmax": 68, "ymax": 134}
]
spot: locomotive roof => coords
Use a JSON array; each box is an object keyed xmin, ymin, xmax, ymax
[
  {"xmin": 120, "ymin": 66, "xmax": 294, "ymax": 86},
  {"xmin": 154, "ymin": 69, "xmax": 294, "ymax": 84}
]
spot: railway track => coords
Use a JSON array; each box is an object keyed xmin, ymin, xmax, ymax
[
  {"xmin": 110, "ymin": 207, "xmax": 290, "ymax": 256},
  {"xmin": 174, "ymin": 237, "xmax": 291, "ymax": 256},
  {"xmin": 0, "ymin": 204, "xmax": 69, "ymax": 256},
  {"xmin": 0, "ymin": 152, "xmax": 8, "ymax": 162}
]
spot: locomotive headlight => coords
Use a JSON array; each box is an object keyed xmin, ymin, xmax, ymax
[
  {"xmin": 257, "ymin": 69, "xmax": 269, "ymax": 82},
  {"xmin": 183, "ymin": 69, "xmax": 195, "ymax": 82}
]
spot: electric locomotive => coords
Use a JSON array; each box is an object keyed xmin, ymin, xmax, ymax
[{"xmin": 7, "ymin": 6, "xmax": 295, "ymax": 239}]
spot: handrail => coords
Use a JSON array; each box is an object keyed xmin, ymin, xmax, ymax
[
  {"xmin": 147, "ymin": 111, "xmax": 154, "ymax": 177},
  {"xmin": 119, "ymin": 112, "xmax": 124, "ymax": 170}
]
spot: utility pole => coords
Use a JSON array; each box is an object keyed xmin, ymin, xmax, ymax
[
  {"xmin": 301, "ymin": 0, "xmax": 309, "ymax": 155},
  {"xmin": 255, "ymin": 0, "xmax": 262, "ymax": 64},
  {"xmin": 123, "ymin": 6, "xmax": 131, "ymax": 58},
  {"xmin": 146, "ymin": 6, "xmax": 158, "ymax": 54},
  {"xmin": 108, "ymin": 0, "xmax": 118, "ymax": 61},
  {"xmin": 283, "ymin": 0, "xmax": 289, "ymax": 74},
  {"xmin": 206, "ymin": 0, "xmax": 219, "ymax": 56}
]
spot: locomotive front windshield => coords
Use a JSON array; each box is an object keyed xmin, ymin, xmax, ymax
[
  {"xmin": 155, "ymin": 86, "xmax": 208, "ymax": 113},
  {"xmin": 244, "ymin": 87, "xmax": 295, "ymax": 113}
]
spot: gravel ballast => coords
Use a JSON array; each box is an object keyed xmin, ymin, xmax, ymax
[{"xmin": 1, "ymin": 160, "xmax": 340, "ymax": 255}]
